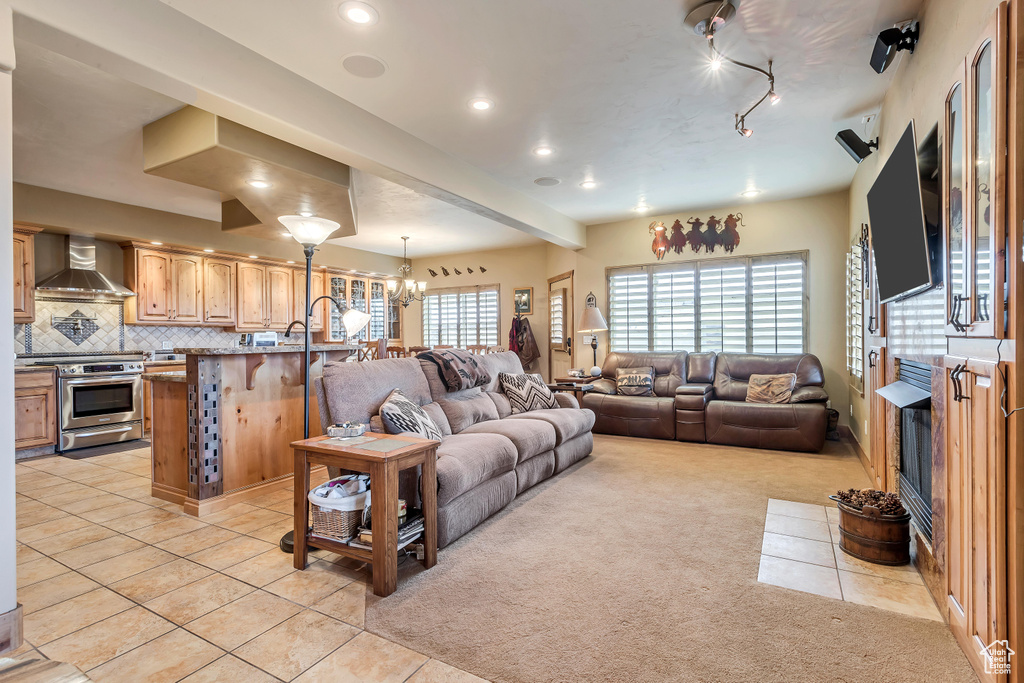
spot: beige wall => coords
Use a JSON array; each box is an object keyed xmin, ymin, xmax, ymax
[
  {"xmin": 405, "ymin": 243, "xmax": 552, "ymax": 372},
  {"xmin": 405, "ymin": 190, "xmax": 851, "ymax": 421},
  {"xmin": 576, "ymin": 190, "xmax": 851, "ymax": 423},
  {"xmin": 846, "ymin": 0, "xmax": 1003, "ymax": 448},
  {"xmin": 14, "ymin": 182, "xmax": 403, "ymax": 276}
]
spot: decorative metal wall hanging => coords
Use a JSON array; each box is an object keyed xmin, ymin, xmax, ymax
[
  {"xmin": 650, "ymin": 221, "xmax": 669, "ymax": 260},
  {"xmin": 428, "ymin": 268, "xmax": 438, "ymax": 277},
  {"xmin": 441, "ymin": 267, "xmax": 450, "ymax": 276},
  {"xmin": 721, "ymin": 213, "xmax": 743, "ymax": 252},
  {"xmin": 669, "ymin": 219, "xmax": 687, "ymax": 254}
]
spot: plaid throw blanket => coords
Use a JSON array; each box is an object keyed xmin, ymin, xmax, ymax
[{"xmin": 419, "ymin": 349, "xmax": 491, "ymax": 392}]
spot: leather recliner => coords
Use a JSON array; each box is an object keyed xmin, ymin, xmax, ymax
[
  {"xmin": 581, "ymin": 351, "xmax": 685, "ymax": 439},
  {"xmin": 704, "ymin": 353, "xmax": 828, "ymax": 452}
]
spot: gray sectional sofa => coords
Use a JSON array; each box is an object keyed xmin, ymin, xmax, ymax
[{"xmin": 314, "ymin": 352, "xmax": 595, "ymax": 548}]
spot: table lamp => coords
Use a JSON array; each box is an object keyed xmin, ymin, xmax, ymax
[{"xmin": 577, "ymin": 297, "xmax": 608, "ymax": 377}]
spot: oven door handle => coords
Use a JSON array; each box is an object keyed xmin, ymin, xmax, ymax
[
  {"xmin": 64, "ymin": 376, "xmax": 140, "ymax": 386},
  {"xmin": 76, "ymin": 425, "xmax": 136, "ymax": 437}
]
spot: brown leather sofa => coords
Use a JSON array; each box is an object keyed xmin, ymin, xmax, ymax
[
  {"xmin": 581, "ymin": 352, "xmax": 685, "ymax": 439},
  {"xmin": 584, "ymin": 350, "xmax": 829, "ymax": 452},
  {"xmin": 705, "ymin": 353, "xmax": 828, "ymax": 452}
]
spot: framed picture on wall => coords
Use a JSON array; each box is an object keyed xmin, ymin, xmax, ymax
[{"xmin": 514, "ymin": 287, "xmax": 533, "ymax": 315}]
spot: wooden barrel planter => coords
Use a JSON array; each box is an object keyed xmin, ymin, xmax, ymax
[{"xmin": 829, "ymin": 496, "xmax": 911, "ymax": 566}]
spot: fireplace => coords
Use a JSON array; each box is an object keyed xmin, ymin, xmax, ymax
[{"xmin": 896, "ymin": 360, "xmax": 933, "ymax": 541}]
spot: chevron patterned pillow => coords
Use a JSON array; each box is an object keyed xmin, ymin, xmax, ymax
[
  {"xmin": 378, "ymin": 389, "xmax": 443, "ymax": 441},
  {"xmin": 498, "ymin": 372, "xmax": 558, "ymax": 414}
]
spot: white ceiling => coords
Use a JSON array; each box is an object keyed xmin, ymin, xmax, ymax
[
  {"xmin": 160, "ymin": 0, "xmax": 922, "ymax": 224},
  {"xmin": 11, "ymin": 39, "xmax": 222, "ymax": 221},
  {"xmin": 11, "ymin": 39, "xmax": 533, "ymax": 257}
]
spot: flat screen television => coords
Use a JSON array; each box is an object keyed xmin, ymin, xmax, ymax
[{"xmin": 867, "ymin": 121, "xmax": 938, "ymax": 303}]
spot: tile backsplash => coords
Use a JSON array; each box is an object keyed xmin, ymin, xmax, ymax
[{"xmin": 17, "ymin": 296, "xmax": 240, "ymax": 356}]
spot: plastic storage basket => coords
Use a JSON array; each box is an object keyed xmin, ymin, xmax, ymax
[{"xmin": 308, "ymin": 478, "xmax": 368, "ymax": 542}]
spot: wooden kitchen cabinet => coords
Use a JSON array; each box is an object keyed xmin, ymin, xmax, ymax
[
  {"xmin": 15, "ymin": 369, "xmax": 57, "ymax": 450},
  {"xmin": 944, "ymin": 355, "xmax": 1007, "ymax": 681},
  {"xmin": 293, "ymin": 268, "xmax": 325, "ymax": 332},
  {"xmin": 14, "ymin": 225, "xmax": 41, "ymax": 324},
  {"xmin": 203, "ymin": 258, "xmax": 236, "ymax": 324},
  {"xmin": 124, "ymin": 246, "xmax": 205, "ymax": 324},
  {"xmin": 266, "ymin": 266, "xmax": 294, "ymax": 330}
]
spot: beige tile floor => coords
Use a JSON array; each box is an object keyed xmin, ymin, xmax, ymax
[
  {"xmin": 11, "ymin": 447, "xmax": 487, "ymax": 682},
  {"xmin": 757, "ymin": 498, "xmax": 944, "ymax": 621}
]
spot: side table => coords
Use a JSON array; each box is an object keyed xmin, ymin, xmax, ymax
[
  {"xmin": 547, "ymin": 383, "xmax": 593, "ymax": 402},
  {"xmin": 291, "ymin": 433, "xmax": 439, "ymax": 597}
]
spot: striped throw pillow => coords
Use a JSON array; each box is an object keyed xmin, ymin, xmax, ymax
[{"xmin": 499, "ymin": 373, "xmax": 558, "ymax": 414}]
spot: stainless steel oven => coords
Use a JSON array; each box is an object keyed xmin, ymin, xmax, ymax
[{"xmin": 39, "ymin": 358, "xmax": 145, "ymax": 451}]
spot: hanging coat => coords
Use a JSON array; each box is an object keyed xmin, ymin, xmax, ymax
[{"xmin": 508, "ymin": 317, "xmax": 540, "ymax": 367}]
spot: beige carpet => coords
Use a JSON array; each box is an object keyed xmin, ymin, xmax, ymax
[{"xmin": 365, "ymin": 435, "xmax": 975, "ymax": 683}]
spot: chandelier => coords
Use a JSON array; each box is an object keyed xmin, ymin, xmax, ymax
[
  {"xmin": 685, "ymin": 0, "xmax": 780, "ymax": 138},
  {"xmin": 386, "ymin": 236, "xmax": 427, "ymax": 307}
]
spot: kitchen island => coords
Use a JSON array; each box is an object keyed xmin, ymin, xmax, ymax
[{"xmin": 148, "ymin": 345, "xmax": 359, "ymax": 516}]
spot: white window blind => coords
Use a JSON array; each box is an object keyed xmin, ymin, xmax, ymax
[
  {"xmin": 846, "ymin": 247, "xmax": 864, "ymax": 382},
  {"xmin": 421, "ymin": 285, "xmax": 500, "ymax": 348},
  {"xmin": 550, "ymin": 290, "xmax": 565, "ymax": 349},
  {"xmin": 609, "ymin": 269, "xmax": 650, "ymax": 352},
  {"xmin": 607, "ymin": 251, "xmax": 808, "ymax": 353},
  {"xmin": 751, "ymin": 255, "xmax": 805, "ymax": 354},
  {"xmin": 652, "ymin": 268, "xmax": 696, "ymax": 351}
]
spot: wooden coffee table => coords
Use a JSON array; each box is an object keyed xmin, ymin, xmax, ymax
[{"xmin": 291, "ymin": 433, "xmax": 439, "ymax": 597}]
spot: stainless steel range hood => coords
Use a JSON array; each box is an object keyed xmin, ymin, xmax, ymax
[{"xmin": 35, "ymin": 235, "xmax": 135, "ymax": 297}]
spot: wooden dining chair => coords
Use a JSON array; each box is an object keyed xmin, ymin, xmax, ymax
[
  {"xmin": 466, "ymin": 345, "xmax": 488, "ymax": 355},
  {"xmin": 486, "ymin": 345, "xmax": 507, "ymax": 354},
  {"xmin": 433, "ymin": 345, "xmax": 454, "ymax": 350},
  {"xmin": 356, "ymin": 340, "xmax": 373, "ymax": 362},
  {"xmin": 407, "ymin": 346, "xmax": 430, "ymax": 356},
  {"xmin": 385, "ymin": 346, "xmax": 407, "ymax": 358},
  {"xmin": 371, "ymin": 338, "xmax": 388, "ymax": 360}
]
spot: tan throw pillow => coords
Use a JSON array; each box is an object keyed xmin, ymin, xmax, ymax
[
  {"xmin": 616, "ymin": 367, "xmax": 654, "ymax": 397},
  {"xmin": 745, "ymin": 373, "xmax": 798, "ymax": 404}
]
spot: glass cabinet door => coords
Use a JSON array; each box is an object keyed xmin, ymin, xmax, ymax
[
  {"xmin": 944, "ymin": 77, "xmax": 967, "ymax": 336},
  {"xmin": 349, "ymin": 278, "xmax": 368, "ymax": 341},
  {"xmin": 327, "ymin": 275, "xmax": 347, "ymax": 342},
  {"xmin": 965, "ymin": 7, "xmax": 1005, "ymax": 338},
  {"xmin": 369, "ymin": 281, "xmax": 386, "ymax": 340}
]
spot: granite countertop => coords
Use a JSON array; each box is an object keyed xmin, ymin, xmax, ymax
[
  {"xmin": 143, "ymin": 371, "xmax": 186, "ymax": 382},
  {"xmin": 143, "ymin": 360, "xmax": 188, "ymax": 366},
  {"xmin": 174, "ymin": 344, "xmax": 361, "ymax": 355}
]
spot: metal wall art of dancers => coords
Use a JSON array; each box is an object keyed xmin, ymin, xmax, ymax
[{"xmin": 649, "ymin": 213, "xmax": 744, "ymax": 260}]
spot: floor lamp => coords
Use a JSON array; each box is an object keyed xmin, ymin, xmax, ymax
[
  {"xmin": 577, "ymin": 295, "xmax": 608, "ymax": 377},
  {"xmin": 277, "ymin": 215, "xmax": 371, "ymax": 553}
]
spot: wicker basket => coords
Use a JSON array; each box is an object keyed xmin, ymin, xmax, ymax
[{"xmin": 308, "ymin": 477, "xmax": 368, "ymax": 542}]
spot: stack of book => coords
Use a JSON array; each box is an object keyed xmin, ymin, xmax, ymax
[{"xmin": 347, "ymin": 510, "xmax": 424, "ymax": 551}]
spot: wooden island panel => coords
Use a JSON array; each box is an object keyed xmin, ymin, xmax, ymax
[{"xmin": 148, "ymin": 346, "xmax": 357, "ymax": 516}]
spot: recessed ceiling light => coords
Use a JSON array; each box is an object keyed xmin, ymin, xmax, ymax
[
  {"xmin": 468, "ymin": 98, "xmax": 494, "ymax": 111},
  {"xmin": 580, "ymin": 180, "xmax": 597, "ymax": 190},
  {"xmin": 534, "ymin": 177, "xmax": 561, "ymax": 186},
  {"xmin": 151, "ymin": 241, "xmax": 163, "ymax": 245},
  {"xmin": 633, "ymin": 202, "xmax": 651, "ymax": 214},
  {"xmin": 249, "ymin": 255, "xmax": 258, "ymax": 259},
  {"xmin": 339, "ymin": 1, "xmax": 378, "ymax": 25},
  {"xmin": 203, "ymin": 248, "xmax": 214, "ymax": 253},
  {"xmin": 299, "ymin": 211, "xmax": 315, "ymax": 218},
  {"xmin": 247, "ymin": 179, "xmax": 271, "ymax": 189},
  {"xmin": 532, "ymin": 146, "xmax": 554, "ymax": 157},
  {"xmin": 287, "ymin": 260, "xmax": 296, "ymax": 264},
  {"xmin": 741, "ymin": 189, "xmax": 761, "ymax": 198}
]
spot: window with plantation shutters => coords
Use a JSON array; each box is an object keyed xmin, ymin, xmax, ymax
[
  {"xmin": 750, "ymin": 255, "xmax": 805, "ymax": 353},
  {"xmin": 607, "ymin": 251, "xmax": 808, "ymax": 353},
  {"xmin": 609, "ymin": 269, "xmax": 650, "ymax": 352},
  {"xmin": 549, "ymin": 289, "xmax": 566, "ymax": 351},
  {"xmin": 846, "ymin": 247, "xmax": 864, "ymax": 385},
  {"xmin": 652, "ymin": 268, "xmax": 696, "ymax": 351},
  {"xmin": 421, "ymin": 285, "xmax": 500, "ymax": 348},
  {"xmin": 699, "ymin": 261, "xmax": 748, "ymax": 352}
]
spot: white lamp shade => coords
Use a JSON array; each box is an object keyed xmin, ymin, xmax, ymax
[
  {"xmin": 278, "ymin": 215, "xmax": 340, "ymax": 247},
  {"xmin": 417, "ymin": 281, "xmax": 427, "ymax": 291},
  {"xmin": 577, "ymin": 306, "xmax": 608, "ymax": 333},
  {"xmin": 342, "ymin": 309, "xmax": 372, "ymax": 337}
]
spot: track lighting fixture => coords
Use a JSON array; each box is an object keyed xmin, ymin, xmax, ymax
[{"xmin": 685, "ymin": 0, "xmax": 779, "ymax": 139}]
